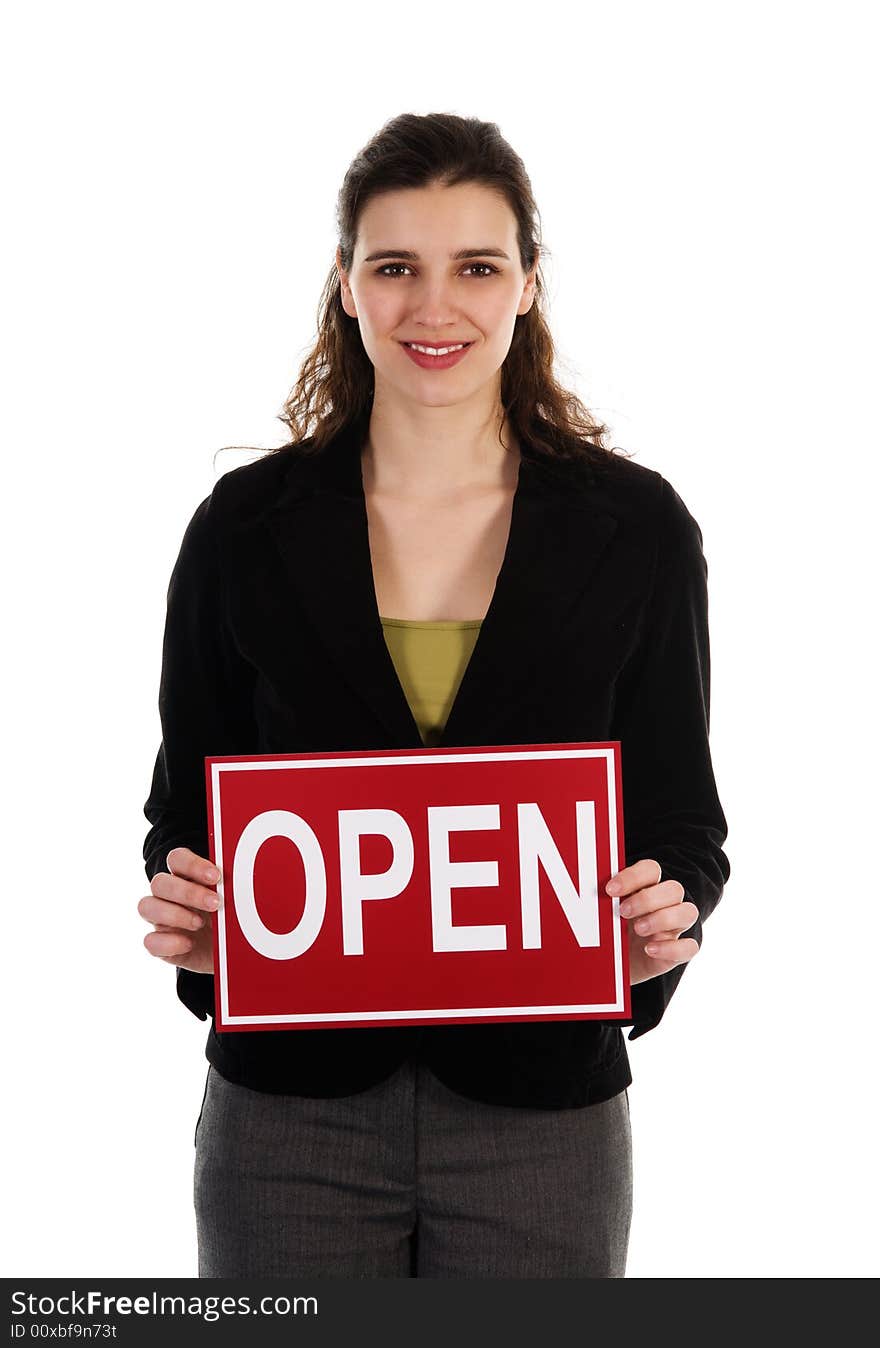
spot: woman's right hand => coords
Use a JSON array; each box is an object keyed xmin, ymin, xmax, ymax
[{"xmin": 139, "ymin": 846, "xmax": 221, "ymax": 975}]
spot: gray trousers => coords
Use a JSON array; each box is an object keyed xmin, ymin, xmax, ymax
[{"xmin": 193, "ymin": 1056, "xmax": 633, "ymax": 1278}]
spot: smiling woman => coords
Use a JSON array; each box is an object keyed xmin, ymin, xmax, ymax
[
  {"xmin": 142, "ymin": 110, "xmax": 729, "ymax": 1281},
  {"xmin": 249, "ymin": 115, "xmax": 620, "ymax": 472}
]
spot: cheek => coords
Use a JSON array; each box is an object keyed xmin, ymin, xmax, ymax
[
  {"xmin": 479, "ymin": 290, "xmax": 522, "ymax": 336},
  {"xmin": 359, "ymin": 287, "xmax": 406, "ymax": 333}
]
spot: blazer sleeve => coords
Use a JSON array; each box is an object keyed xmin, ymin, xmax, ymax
[
  {"xmin": 142, "ymin": 484, "xmax": 257, "ymax": 1021},
  {"xmin": 610, "ymin": 474, "xmax": 730, "ymax": 1040}
]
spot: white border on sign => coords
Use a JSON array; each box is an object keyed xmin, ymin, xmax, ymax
[{"xmin": 211, "ymin": 748, "xmax": 625, "ymax": 1026}]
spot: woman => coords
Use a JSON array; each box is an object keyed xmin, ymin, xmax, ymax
[{"xmin": 140, "ymin": 112, "xmax": 730, "ymax": 1278}]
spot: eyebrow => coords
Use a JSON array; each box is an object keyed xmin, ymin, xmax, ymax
[{"xmin": 363, "ymin": 247, "xmax": 511, "ymax": 262}]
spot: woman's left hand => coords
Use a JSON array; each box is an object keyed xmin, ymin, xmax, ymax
[{"xmin": 606, "ymin": 858, "xmax": 701, "ymax": 986}]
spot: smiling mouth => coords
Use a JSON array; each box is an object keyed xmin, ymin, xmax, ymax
[{"xmin": 401, "ymin": 341, "xmax": 474, "ymax": 355}]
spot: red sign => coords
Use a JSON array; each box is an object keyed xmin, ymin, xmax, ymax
[{"xmin": 204, "ymin": 741, "xmax": 630, "ymax": 1032}]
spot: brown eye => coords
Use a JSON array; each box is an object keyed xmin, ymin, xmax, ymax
[{"xmin": 375, "ymin": 263, "xmax": 500, "ymax": 279}]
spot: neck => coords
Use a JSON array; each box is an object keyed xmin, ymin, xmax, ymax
[{"xmin": 361, "ymin": 390, "xmax": 520, "ymax": 500}]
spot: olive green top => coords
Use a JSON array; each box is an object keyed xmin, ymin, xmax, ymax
[{"xmin": 380, "ymin": 616, "xmax": 482, "ymax": 748}]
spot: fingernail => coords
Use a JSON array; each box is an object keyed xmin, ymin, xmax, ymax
[
  {"xmin": 206, "ymin": 867, "xmax": 220, "ymax": 883},
  {"xmin": 619, "ymin": 901, "xmax": 632, "ymax": 917},
  {"xmin": 606, "ymin": 880, "xmax": 620, "ymax": 895},
  {"xmin": 207, "ymin": 895, "xmax": 220, "ymax": 909}
]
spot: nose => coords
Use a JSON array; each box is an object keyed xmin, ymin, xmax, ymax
[{"xmin": 406, "ymin": 278, "xmax": 463, "ymax": 328}]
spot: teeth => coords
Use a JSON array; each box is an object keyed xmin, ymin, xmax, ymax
[{"xmin": 406, "ymin": 342, "xmax": 467, "ymax": 356}]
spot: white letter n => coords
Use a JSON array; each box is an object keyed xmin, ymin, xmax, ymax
[{"xmin": 517, "ymin": 801, "xmax": 600, "ymax": 949}]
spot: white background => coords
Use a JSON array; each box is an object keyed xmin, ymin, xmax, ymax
[{"xmin": 3, "ymin": 0, "xmax": 876, "ymax": 1279}]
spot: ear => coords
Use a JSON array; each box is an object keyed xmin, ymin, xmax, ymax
[
  {"xmin": 518, "ymin": 263, "xmax": 538, "ymax": 317},
  {"xmin": 336, "ymin": 245, "xmax": 357, "ymax": 319}
]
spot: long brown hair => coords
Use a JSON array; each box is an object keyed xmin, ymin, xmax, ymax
[{"xmin": 219, "ymin": 112, "xmax": 631, "ymax": 473}]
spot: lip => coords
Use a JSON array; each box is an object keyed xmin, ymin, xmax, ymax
[{"xmin": 399, "ymin": 341, "xmax": 474, "ymax": 371}]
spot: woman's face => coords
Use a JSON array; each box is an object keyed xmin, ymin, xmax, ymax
[{"xmin": 337, "ymin": 181, "xmax": 536, "ymax": 409}]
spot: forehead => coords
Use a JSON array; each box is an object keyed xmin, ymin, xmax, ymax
[{"xmin": 356, "ymin": 182, "xmax": 516, "ymax": 253}]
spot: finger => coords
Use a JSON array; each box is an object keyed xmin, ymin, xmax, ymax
[
  {"xmin": 606, "ymin": 858, "xmax": 663, "ymax": 899},
  {"xmin": 632, "ymin": 900, "xmax": 699, "ymax": 938},
  {"xmin": 138, "ymin": 895, "xmax": 207, "ymax": 931},
  {"xmin": 616, "ymin": 879, "xmax": 687, "ymax": 920},
  {"xmin": 166, "ymin": 847, "xmax": 221, "ymax": 888},
  {"xmin": 643, "ymin": 936, "xmax": 700, "ymax": 967},
  {"xmin": 144, "ymin": 929, "xmax": 194, "ymax": 959},
  {"xmin": 150, "ymin": 870, "xmax": 222, "ymax": 915}
]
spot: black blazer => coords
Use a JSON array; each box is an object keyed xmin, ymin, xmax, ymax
[{"xmin": 143, "ymin": 416, "xmax": 730, "ymax": 1109}]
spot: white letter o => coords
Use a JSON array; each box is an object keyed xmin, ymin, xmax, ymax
[{"xmin": 232, "ymin": 809, "xmax": 326, "ymax": 960}]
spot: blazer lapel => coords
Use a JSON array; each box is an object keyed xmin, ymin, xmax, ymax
[{"xmin": 263, "ymin": 417, "xmax": 619, "ymax": 749}]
